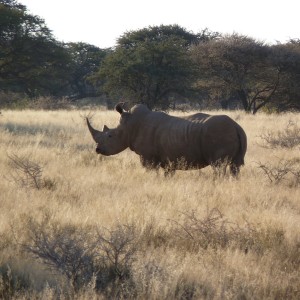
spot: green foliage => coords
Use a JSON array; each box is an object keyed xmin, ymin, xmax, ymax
[
  {"xmin": 117, "ymin": 25, "xmax": 219, "ymax": 47},
  {"xmin": 270, "ymin": 41, "xmax": 300, "ymax": 111},
  {"xmin": 0, "ymin": 91, "xmax": 30, "ymax": 109},
  {"xmin": 191, "ymin": 35, "xmax": 274, "ymax": 113},
  {"xmin": 0, "ymin": 1, "xmax": 72, "ymax": 98},
  {"xmin": 65, "ymin": 42, "xmax": 108, "ymax": 99},
  {"xmin": 92, "ymin": 25, "xmax": 205, "ymax": 109},
  {"xmin": 191, "ymin": 34, "xmax": 300, "ymax": 113}
]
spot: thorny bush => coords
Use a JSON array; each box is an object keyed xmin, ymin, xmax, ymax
[
  {"xmin": 7, "ymin": 154, "xmax": 57, "ymax": 190},
  {"xmin": 257, "ymin": 158, "xmax": 300, "ymax": 186},
  {"xmin": 170, "ymin": 207, "xmax": 285, "ymax": 254},
  {"xmin": 259, "ymin": 120, "xmax": 300, "ymax": 149},
  {"xmin": 21, "ymin": 213, "xmax": 139, "ymax": 292}
]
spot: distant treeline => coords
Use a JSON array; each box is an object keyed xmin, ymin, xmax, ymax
[{"xmin": 1, "ymin": 0, "xmax": 300, "ymax": 113}]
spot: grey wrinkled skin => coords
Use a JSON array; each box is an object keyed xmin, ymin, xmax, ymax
[{"xmin": 87, "ymin": 102, "xmax": 247, "ymax": 176}]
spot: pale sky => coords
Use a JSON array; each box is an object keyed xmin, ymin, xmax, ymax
[{"xmin": 20, "ymin": 0, "xmax": 299, "ymax": 48}]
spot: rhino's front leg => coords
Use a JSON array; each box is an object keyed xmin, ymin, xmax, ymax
[
  {"xmin": 140, "ymin": 156, "xmax": 160, "ymax": 171},
  {"xmin": 161, "ymin": 161, "xmax": 176, "ymax": 177}
]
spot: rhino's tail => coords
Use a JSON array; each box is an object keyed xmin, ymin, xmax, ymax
[{"xmin": 234, "ymin": 123, "xmax": 247, "ymax": 167}]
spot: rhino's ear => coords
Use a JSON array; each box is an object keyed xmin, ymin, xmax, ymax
[
  {"xmin": 103, "ymin": 125, "xmax": 109, "ymax": 132},
  {"xmin": 115, "ymin": 102, "xmax": 124, "ymax": 114},
  {"xmin": 115, "ymin": 102, "xmax": 130, "ymax": 114}
]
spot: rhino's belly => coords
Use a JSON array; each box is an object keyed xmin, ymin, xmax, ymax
[{"xmin": 161, "ymin": 152, "xmax": 208, "ymax": 170}]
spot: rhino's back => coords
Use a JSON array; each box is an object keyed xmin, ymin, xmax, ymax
[{"xmin": 183, "ymin": 112, "xmax": 211, "ymax": 123}]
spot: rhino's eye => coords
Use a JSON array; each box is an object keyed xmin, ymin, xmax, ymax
[{"xmin": 108, "ymin": 134, "xmax": 112, "ymax": 138}]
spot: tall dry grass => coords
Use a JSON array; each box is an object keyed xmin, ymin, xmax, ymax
[{"xmin": 0, "ymin": 108, "xmax": 299, "ymax": 299}]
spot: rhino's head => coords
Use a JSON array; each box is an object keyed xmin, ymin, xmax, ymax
[{"xmin": 86, "ymin": 103, "xmax": 129, "ymax": 155}]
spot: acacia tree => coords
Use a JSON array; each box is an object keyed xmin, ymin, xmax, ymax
[
  {"xmin": 269, "ymin": 41, "xmax": 300, "ymax": 111},
  {"xmin": 92, "ymin": 25, "xmax": 217, "ymax": 109},
  {"xmin": 191, "ymin": 34, "xmax": 282, "ymax": 113},
  {"xmin": 65, "ymin": 42, "xmax": 108, "ymax": 99},
  {"xmin": 0, "ymin": 0, "xmax": 72, "ymax": 97}
]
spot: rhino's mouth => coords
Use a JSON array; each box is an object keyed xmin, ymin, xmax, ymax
[{"xmin": 96, "ymin": 147, "xmax": 109, "ymax": 156}]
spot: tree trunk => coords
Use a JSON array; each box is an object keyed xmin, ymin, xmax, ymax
[{"xmin": 237, "ymin": 90, "xmax": 250, "ymax": 112}]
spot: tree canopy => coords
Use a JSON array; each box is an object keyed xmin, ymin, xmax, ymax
[
  {"xmin": 92, "ymin": 25, "xmax": 217, "ymax": 109},
  {"xmin": 65, "ymin": 42, "xmax": 108, "ymax": 99},
  {"xmin": 190, "ymin": 34, "xmax": 300, "ymax": 113},
  {"xmin": 269, "ymin": 41, "xmax": 300, "ymax": 111},
  {"xmin": 0, "ymin": 0, "xmax": 73, "ymax": 97}
]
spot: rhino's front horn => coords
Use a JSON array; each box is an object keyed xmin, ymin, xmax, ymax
[{"xmin": 86, "ymin": 118, "xmax": 102, "ymax": 142}]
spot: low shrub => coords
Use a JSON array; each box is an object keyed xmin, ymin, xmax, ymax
[
  {"xmin": 0, "ymin": 263, "xmax": 32, "ymax": 299},
  {"xmin": 259, "ymin": 121, "xmax": 300, "ymax": 149},
  {"xmin": 257, "ymin": 158, "xmax": 300, "ymax": 186},
  {"xmin": 7, "ymin": 153, "xmax": 57, "ymax": 190},
  {"xmin": 170, "ymin": 208, "xmax": 286, "ymax": 254}
]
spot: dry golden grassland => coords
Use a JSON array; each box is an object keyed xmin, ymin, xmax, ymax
[{"xmin": 0, "ymin": 109, "xmax": 299, "ymax": 299}]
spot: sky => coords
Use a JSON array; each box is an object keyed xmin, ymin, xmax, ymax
[{"xmin": 20, "ymin": 0, "xmax": 299, "ymax": 48}]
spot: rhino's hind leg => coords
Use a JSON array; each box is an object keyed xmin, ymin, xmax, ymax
[{"xmin": 211, "ymin": 158, "xmax": 229, "ymax": 177}]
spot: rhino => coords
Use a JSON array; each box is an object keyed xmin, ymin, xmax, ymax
[{"xmin": 87, "ymin": 102, "xmax": 247, "ymax": 176}]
